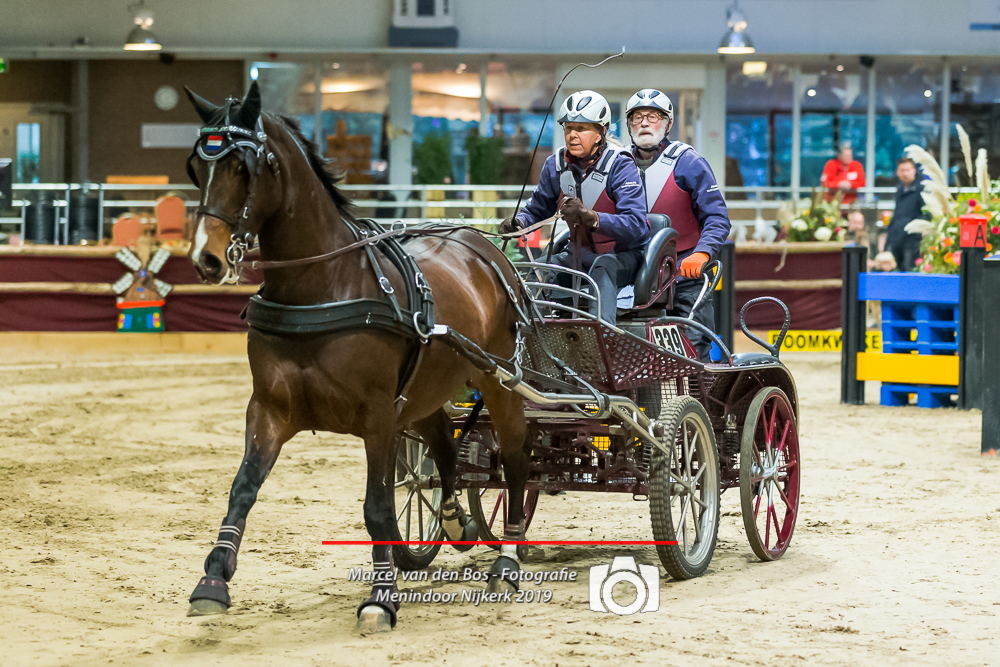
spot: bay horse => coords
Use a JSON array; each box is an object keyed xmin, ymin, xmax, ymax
[{"xmin": 183, "ymin": 82, "xmax": 530, "ymax": 632}]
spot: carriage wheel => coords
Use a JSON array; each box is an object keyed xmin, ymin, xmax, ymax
[
  {"xmin": 391, "ymin": 430, "xmax": 443, "ymax": 571},
  {"xmin": 467, "ymin": 484, "xmax": 539, "ymax": 549},
  {"xmin": 648, "ymin": 396, "xmax": 721, "ymax": 580},
  {"xmin": 740, "ymin": 387, "xmax": 800, "ymax": 561}
]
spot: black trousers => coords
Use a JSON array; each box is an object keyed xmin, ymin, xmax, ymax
[
  {"xmin": 548, "ymin": 247, "xmax": 644, "ymax": 326},
  {"xmin": 889, "ymin": 233, "xmax": 923, "ymax": 272},
  {"xmin": 666, "ymin": 279, "xmax": 717, "ymax": 363}
]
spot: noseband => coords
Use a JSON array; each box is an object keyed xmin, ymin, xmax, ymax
[{"xmin": 186, "ymin": 114, "xmax": 279, "ymax": 275}]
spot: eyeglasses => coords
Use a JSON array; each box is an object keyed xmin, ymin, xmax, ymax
[{"xmin": 630, "ymin": 111, "xmax": 665, "ymax": 126}]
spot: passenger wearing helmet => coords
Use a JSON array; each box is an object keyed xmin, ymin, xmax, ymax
[
  {"xmin": 500, "ymin": 90, "xmax": 648, "ymax": 325},
  {"xmin": 626, "ymin": 88, "xmax": 731, "ymax": 361}
]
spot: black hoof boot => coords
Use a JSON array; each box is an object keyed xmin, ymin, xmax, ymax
[
  {"xmin": 187, "ymin": 577, "xmax": 231, "ymax": 617},
  {"xmin": 441, "ymin": 498, "xmax": 478, "ymax": 553},
  {"xmin": 486, "ymin": 555, "xmax": 520, "ymax": 595}
]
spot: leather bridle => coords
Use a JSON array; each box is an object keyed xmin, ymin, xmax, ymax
[{"xmin": 186, "ymin": 115, "xmax": 279, "ymax": 274}]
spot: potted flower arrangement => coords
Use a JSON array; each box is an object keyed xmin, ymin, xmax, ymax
[
  {"xmin": 900, "ymin": 127, "xmax": 1000, "ymax": 274},
  {"xmin": 777, "ymin": 189, "xmax": 847, "ymax": 242}
]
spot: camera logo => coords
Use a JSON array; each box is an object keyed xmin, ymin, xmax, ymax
[{"xmin": 588, "ymin": 556, "xmax": 660, "ymax": 615}]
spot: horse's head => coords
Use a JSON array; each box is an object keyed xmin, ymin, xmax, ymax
[{"xmin": 184, "ymin": 81, "xmax": 280, "ymax": 284}]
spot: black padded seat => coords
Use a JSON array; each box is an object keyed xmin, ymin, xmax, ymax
[
  {"xmin": 731, "ymin": 352, "xmax": 780, "ymax": 367},
  {"xmin": 632, "ymin": 214, "xmax": 677, "ymax": 307}
]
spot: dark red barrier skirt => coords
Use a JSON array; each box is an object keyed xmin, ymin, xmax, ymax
[
  {"xmin": 735, "ymin": 246, "xmax": 842, "ymax": 330},
  {"xmin": 0, "ymin": 293, "xmax": 249, "ymax": 332}
]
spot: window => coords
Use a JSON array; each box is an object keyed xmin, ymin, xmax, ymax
[
  {"xmin": 16, "ymin": 123, "xmax": 40, "ymax": 184},
  {"xmin": 417, "ymin": 0, "xmax": 434, "ymax": 16}
]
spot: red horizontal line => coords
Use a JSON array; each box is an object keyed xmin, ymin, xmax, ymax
[{"xmin": 321, "ymin": 540, "xmax": 678, "ymax": 546}]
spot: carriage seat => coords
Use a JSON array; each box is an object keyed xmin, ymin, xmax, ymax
[
  {"xmin": 546, "ymin": 214, "xmax": 678, "ymax": 308},
  {"xmin": 730, "ymin": 352, "xmax": 779, "ymax": 367}
]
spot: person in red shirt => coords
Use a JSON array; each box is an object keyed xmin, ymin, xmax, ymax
[{"xmin": 820, "ymin": 142, "xmax": 865, "ymax": 205}]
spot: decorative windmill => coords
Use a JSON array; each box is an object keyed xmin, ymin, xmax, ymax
[{"xmin": 112, "ymin": 225, "xmax": 173, "ymax": 332}]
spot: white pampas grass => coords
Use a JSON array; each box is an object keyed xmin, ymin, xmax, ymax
[
  {"xmin": 905, "ymin": 145, "xmax": 947, "ymax": 186},
  {"xmin": 904, "ymin": 219, "xmax": 934, "ymax": 235},
  {"xmin": 976, "ymin": 148, "xmax": 990, "ymax": 203},
  {"xmin": 957, "ymin": 124, "xmax": 974, "ymax": 185}
]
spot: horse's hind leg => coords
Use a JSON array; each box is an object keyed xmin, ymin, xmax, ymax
[
  {"xmin": 187, "ymin": 398, "xmax": 292, "ymax": 617},
  {"xmin": 411, "ymin": 409, "xmax": 478, "ymax": 551},
  {"xmin": 477, "ymin": 379, "xmax": 530, "ymax": 595}
]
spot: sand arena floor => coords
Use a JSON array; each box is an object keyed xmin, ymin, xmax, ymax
[{"xmin": 1, "ymin": 348, "xmax": 998, "ymax": 666}]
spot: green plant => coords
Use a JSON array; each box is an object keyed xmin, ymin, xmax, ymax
[
  {"xmin": 413, "ymin": 132, "xmax": 452, "ymax": 185},
  {"xmin": 466, "ymin": 135, "xmax": 505, "ymax": 185}
]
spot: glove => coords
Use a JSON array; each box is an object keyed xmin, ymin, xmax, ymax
[
  {"xmin": 498, "ymin": 217, "xmax": 522, "ymax": 235},
  {"xmin": 560, "ymin": 197, "xmax": 600, "ymax": 230},
  {"xmin": 680, "ymin": 252, "xmax": 711, "ymax": 280}
]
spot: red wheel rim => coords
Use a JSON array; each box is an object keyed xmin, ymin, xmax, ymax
[{"xmin": 747, "ymin": 392, "xmax": 799, "ymax": 559}]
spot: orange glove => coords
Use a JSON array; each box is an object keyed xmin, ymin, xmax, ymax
[{"xmin": 680, "ymin": 252, "xmax": 710, "ymax": 280}]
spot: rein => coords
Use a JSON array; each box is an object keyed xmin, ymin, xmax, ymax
[{"xmin": 239, "ymin": 217, "xmax": 556, "ymax": 272}]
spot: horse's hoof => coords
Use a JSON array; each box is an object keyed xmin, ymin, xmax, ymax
[
  {"xmin": 356, "ymin": 606, "xmax": 393, "ymax": 634},
  {"xmin": 485, "ymin": 576, "xmax": 516, "ymax": 597},
  {"xmin": 187, "ymin": 599, "xmax": 229, "ymax": 617}
]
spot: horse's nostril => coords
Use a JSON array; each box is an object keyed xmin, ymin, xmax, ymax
[{"xmin": 200, "ymin": 253, "xmax": 224, "ymax": 276}]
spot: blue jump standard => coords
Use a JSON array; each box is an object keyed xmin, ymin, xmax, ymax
[
  {"xmin": 880, "ymin": 383, "xmax": 958, "ymax": 409},
  {"xmin": 860, "ymin": 273, "xmax": 961, "ymax": 408}
]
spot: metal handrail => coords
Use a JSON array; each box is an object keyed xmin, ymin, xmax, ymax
[{"xmin": 3, "ymin": 180, "xmax": 983, "ymax": 242}]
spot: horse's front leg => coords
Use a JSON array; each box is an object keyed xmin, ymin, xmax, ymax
[
  {"xmin": 187, "ymin": 397, "xmax": 293, "ymax": 616},
  {"xmin": 356, "ymin": 400, "xmax": 405, "ymax": 633}
]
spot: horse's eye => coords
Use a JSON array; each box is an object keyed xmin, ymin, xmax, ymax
[{"xmin": 235, "ymin": 161, "xmax": 247, "ymax": 174}]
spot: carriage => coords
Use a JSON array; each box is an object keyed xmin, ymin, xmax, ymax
[
  {"xmin": 181, "ymin": 84, "xmax": 800, "ymax": 629},
  {"xmin": 391, "ymin": 215, "xmax": 801, "ymax": 580}
]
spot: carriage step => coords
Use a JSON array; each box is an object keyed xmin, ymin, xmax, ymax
[{"xmin": 879, "ymin": 382, "xmax": 958, "ymax": 409}]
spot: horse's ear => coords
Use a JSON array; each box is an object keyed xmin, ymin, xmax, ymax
[
  {"xmin": 237, "ymin": 81, "xmax": 262, "ymax": 130},
  {"xmin": 184, "ymin": 87, "xmax": 219, "ymax": 125}
]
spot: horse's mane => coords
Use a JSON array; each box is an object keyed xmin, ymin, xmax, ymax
[{"xmin": 273, "ymin": 113, "xmax": 354, "ymax": 218}]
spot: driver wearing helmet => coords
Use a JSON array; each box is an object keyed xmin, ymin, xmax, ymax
[
  {"xmin": 500, "ymin": 90, "xmax": 648, "ymax": 325},
  {"xmin": 626, "ymin": 89, "xmax": 731, "ymax": 361}
]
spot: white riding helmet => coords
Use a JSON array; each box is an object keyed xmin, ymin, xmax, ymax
[
  {"xmin": 626, "ymin": 88, "xmax": 674, "ymax": 133},
  {"xmin": 556, "ymin": 90, "xmax": 611, "ymax": 131}
]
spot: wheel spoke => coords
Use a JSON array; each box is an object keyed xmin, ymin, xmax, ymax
[
  {"xmin": 677, "ymin": 495, "xmax": 690, "ymax": 554},
  {"xmin": 405, "ymin": 493, "xmax": 413, "ymax": 540},
  {"xmin": 398, "ymin": 454, "xmax": 417, "ymax": 479},
  {"xmin": 767, "ymin": 400, "xmax": 778, "ymax": 445},
  {"xmin": 774, "ymin": 483, "xmax": 796, "ymax": 519},
  {"xmin": 691, "ymin": 494, "xmax": 703, "ymax": 543},
  {"xmin": 693, "ymin": 464, "xmax": 707, "ymax": 486},
  {"xmin": 777, "ymin": 421, "xmax": 791, "ymax": 454},
  {"xmin": 417, "ymin": 488, "xmax": 436, "ymax": 515},
  {"xmin": 488, "ymin": 491, "xmax": 503, "ymax": 529},
  {"xmin": 396, "ymin": 487, "xmax": 416, "ymax": 522},
  {"xmin": 778, "ymin": 461, "xmax": 798, "ymax": 474},
  {"xmin": 753, "ymin": 491, "xmax": 763, "ymax": 518},
  {"xmin": 769, "ymin": 493, "xmax": 782, "ymax": 545},
  {"xmin": 683, "ymin": 425, "xmax": 694, "ymax": 480},
  {"xmin": 417, "ymin": 485, "xmax": 424, "ymax": 538},
  {"xmin": 764, "ymin": 495, "xmax": 772, "ymax": 548}
]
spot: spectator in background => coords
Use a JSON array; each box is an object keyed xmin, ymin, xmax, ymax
[
  {"xmin": 886, "ymin": 157, "xmax": 924, "ymax": 272},
  {"xmin": 820, "ymin": 142, "xmax": 865, "ymax": 205}
]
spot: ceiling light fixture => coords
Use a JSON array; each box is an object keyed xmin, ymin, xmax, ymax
[
  {"xmin": 718, "ymin": 1, "xmax": 755, "ymax": 54},
  {"xmin": 124, "ymin": 0, "xmax": 161, "ymax": 51}
]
